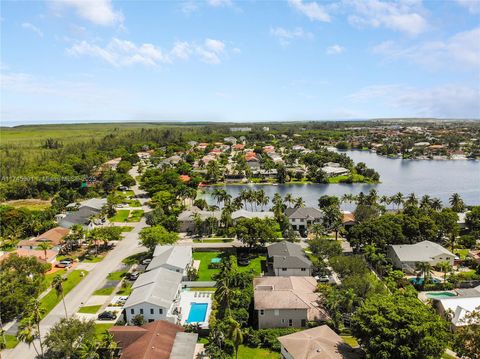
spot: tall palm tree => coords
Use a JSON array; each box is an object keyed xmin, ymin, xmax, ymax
[
  {"xmin": 419, "ymin": 195, "xmax": 432, "ymax": 209},
  {"xmin": 391, "ymin": 192, "xmax": 404, "ymax": 211},
  {"xmin": 366, "ymin": 189, "xmax": 378, "ymax": 206},
  {"xmin": 227, "ymin": 318, "xmax": 243, "ymax": 359},
  {"xmin": 449, "ymin": 193, "xmax": 465, "ymax": 213},
  {"xmin": 437, "ymin": 261, "xmax": 452, "ymax": 283},
  {"xmin": 215, "ymin": 277, "xmax": 233, "ymax": 315},
  {"xmin": 37, "ymin": 242, "xmax": 52, "ymax": 261},
  {"xmin": 52, "ymin": 274, "xmax": 68, "ymax": 319},
  {"xmin": 284, "ymin": 193, "xmax": 294, "ymax": 208},
  {"xmin": 405, "ymin": 193, "xmax": 418, "ymax": 207},
  {"xmin": 431, "ymin": 198, "xmax": 443, "ymax": 211},
  {"xmin": 415, "ymin": 262, "xmax": 433, "ymax": 287},
  {"xmin": 294, "ymin": 197, "xmax": 305, "ymax": 208},
  {"xmin": 78, "ymin": 338, "xmax": 100, "ymax": 359},
  {"xmin": 25, "ymin": 299, "xmax": 45, "ymax": 358},
  {"xmin": 17, "ymin": 317, "xmax": 41, "ymax": 358},
  {"xmin": 100, "ymin": 331, "xmax": 118, "ymax": 359}
]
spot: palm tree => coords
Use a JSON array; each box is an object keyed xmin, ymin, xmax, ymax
[
  {"xmin": 420, "ymin": 195, "xmax": 432, "ymax": 209},
  {"xmin": 449, "ymin": 193, "xmax": 465, "ymax": 212},
  {"xmin": 78, "ymin": 338, "xmax": 100, "ymax": 359},
  {"xmin": 100, "ymin": 331, "xmax": 118, "ymax": 359},
  {"xmin": 52, "ymin": 274, "xmax": 68, "ymax": 319},
  {"xmin": 284, "ymin": 193, "xmax": 294, "ymax": 208},
  {"xmin": 215, "ymin": 277, "xmax": 233, "ymax": 315},
  {"xmin": 366, "ymin": 189, "xmax": 378, "ymax": 206},
  {"xmin": 24, "ymin": 299, "xmax": 45, "ymax": 358},
  {"xmin": 294, "ymin": 197, "xmax": 305, "ymax": 208},
  {"xmin": 405, "ymin": 193, "xmax": 418, "ymax": 207},
  {"xmin": 227, "ymin": 318, "xmax": 243, "ymax": 359},
  {"xmin": 391, "ymin": 192, "xmax": 404, "ymax": 211},
  {"xmin": 437, "ymin": 261, "xmax": 452, "ymax": 283},
  {"xmin": 17, "ymin": 317, "xmax": 41, "ymax": 358},
  {"xmin": 431, "ymin": 198, "xmax": 443, "ymax": 211},
  {"xmin": 37, "ymin": 242, "xmax": 52, "ymax": 261},
  {"xmin": 415, "ymin": 262, "xmax": 433, "ymax": 287}
]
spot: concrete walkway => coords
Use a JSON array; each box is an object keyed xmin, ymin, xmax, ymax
[{"xmin": 3, "ymin": 166, "xmax": 149, "ymax": 359}]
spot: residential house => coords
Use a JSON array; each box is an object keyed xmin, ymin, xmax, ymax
[
  {"xmin": 147, "ymin": 245, "xmax": 193, "ymax": 278},
  {"xmin": 253, "ymin": 276, "xmax": 327, "ymax": 329},
  {"xmin": 177, "ymin": 207, "xmax": 222, "ymax": 233},
  {"xmin": 17, "ymin": 227, "xmax": 70, "ymax": 251},
  {"xmin": 231, "ymin": 210, "xmax": 275, "ymax": 223},
  {"xmin": 233, "ymin": 143, "xmax": 245, "ymax": 151},
  {"xmin": 109, "ymin": 320, "xmax": 197, "ymax": 359},
  {"xmin": 322, "ymin": 163, "xmax": 349, "ymax": 177},
  {"xmin": 433, "ymin": 292, "xmax": 480, "ymax": 329},
  {"xmin": 230, "ymin": 127, "xmax": 251, "ymax": 132},
  {"xmin": 285, "ymin": 207, "xmax": 324, "ymax": 231},
  {"xmin": 341, "ymin": 211, "xmax": 356, "ymax": 229},
  {"xmin": 224, "ymin": 136, "xmax": 237, "ymax": 145},
  {"xmin": 388, "ymin": 240, "xmax": 455, "ymax": 273},
  {"xmin": 278, "ymin": 325, "xmax": 359, "ymax": 359},
  {"xmin": 124, "ymin": 268, "xmax": 183, "ymax": 324},
  {"xmin": 267, "ymin": 241, "xmax": 313, "ymax": 276},
  {"xmin": 58, "ymin": 198, "xmax": 107, "ymax": 230}
]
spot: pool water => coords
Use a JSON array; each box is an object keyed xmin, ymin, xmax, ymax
[
  {"xmin": 409, "ymin": 278, "xmax": 440, "ymax": 285},
  {"xmin": 186, "ymin": 302, "xmax": 208, "ymax": 323},
  {"xmin": 211, "ymin": 257, "xmax": 221, "ymax": 264},
  {"xmin": 426, "ymin": 292, "xmax": 457, "ymax": 298}
]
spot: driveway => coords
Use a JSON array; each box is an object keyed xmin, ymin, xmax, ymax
[{"xmin": 4, "ymin": 166, "xmax": 149, "ymax": 359}]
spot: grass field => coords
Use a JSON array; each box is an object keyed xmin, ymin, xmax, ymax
[
  {"xmin": 127, "ymin": 210, "xmax": 144, "ymax": 222},
  {"xmin": 39, "ymin": 270, "xmax": 88, "ymax": 318},
  {"xmin": 43, "ymin": 269, "xmax": 68, "ymax": 289},
  {"xmin": 237, "ymin": 346, "xmax": 279, "ymax": 359},
  {"xmin": 119, "ymin": 226, "xmax": 135, "ymax": 232},
  {"xmin": 117, "ymin": 282, "xmax": 133, "ymax": 295},
  {"xmin": 78, "ymin": 305, "xmax": 102, "ymax": 314},
  {"xmin": 193, "ymin": 251, "xmax": 222, "ymax": 281},
  {"xmin": 109, "ymin": 210, "xmax": 130, "ymax": 222},
  {"xmin": 93, "ymin": 287, "xmax": 116, "ymax": 296},
  {"xmin": 341, "ymin": 335, "xmax": 359, "ymax": 347},
  {"xmin": 107, "ymin": 270, "xmax": 127, "ymax": 281},
  {"xmin": 4, "ymin": 334, "xmax": 19, "ymax": 349},
  {"xmin": 1, "ymin": 199, "xmax": 51, "ymax": 210},
  {"xmin": 82, "ymin": 255, "xmax": 104, "ymax": 263},
  {"xmin": 95, "ymin": 323, "xmax": 114, "ymax": 339}
]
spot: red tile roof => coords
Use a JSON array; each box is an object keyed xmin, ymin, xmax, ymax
[{"xmin": 109, "ymin": 321, "xmax": 185, "ymax": 359}]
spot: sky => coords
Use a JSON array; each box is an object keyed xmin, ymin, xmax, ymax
[{"xmin": 1, "ymin": 0, "xmax": 479, "ymax": 125}]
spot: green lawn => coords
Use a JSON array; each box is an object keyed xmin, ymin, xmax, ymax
[
  {"xmin": 39, "ymin": 270, "xmax": 88, "ymax": 317},
  {"xmin": 127, "ymin": 210, "xmax": 144, "ymax": 222},
  {"xmin": 238, "ymin": 255, "xmax": 264, "ymax": 276},
  {"xmin": 43, "ymin": 269, "xmax": 67, "ymax": 289},
  {"xmin": 341, "ymin": 335, "xmax": 359, "ymax": 347},
  {"xmin": 193, "ymin": 251, "xmax": 221, "ymax": 281},
  {"xmin": 119, "ymin": 226, "xmax": 134, "ymax": 232},
  {"xmin": 115, "ymin": 190, "xmax": 135, "ymax": 197},
  {"xmin": 109, "ymin": 210, "xmax": 130, "ymax": 222},
  {"xmin": 237, "ymin": 346, "xmax": 279, "ymax": 359},
  {"xmin": 78, "ymin": 305, "xmax": 102, "ymax": 314},
  {"xmin": 127, "ymin": 199, "xmax": 142, "ymax": 207},
  {"xmin": 93, "ymin": 287, "xmax": 116, "ymax": 296},
  {"xmin": 1, "ymin": 199, "xmax": 51, "ymax": 211},
  {"xmin": 455, "ymin": 249, "xmax": 469, "ymax": 260},
  {"xmin": 117, "ymin": 281, "xmax": 133, "ymax": 295},
  {"xmin": 95, "ymin": 323, "xmax": 114, "ymax": 339},
  {"xmin": 122, "ymin": 251, "xmax": 149, "ymax": 265},
  {"xmin": 4, "ymin": 334, "xmax": 19, "ymax": 349},
  {"xmin": 107, "ymin": 270, "xmax": 127, "ymax": 281}
]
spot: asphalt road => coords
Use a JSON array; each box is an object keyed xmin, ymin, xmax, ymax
[{"xmin": 3, "ymin": 167, "xmax": 148, "ymax": 359}]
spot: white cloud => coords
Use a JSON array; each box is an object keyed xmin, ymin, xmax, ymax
[
  {"xmin": 373, "ymin": 27, "xmax": 480, "ymax": 70},
  {"xmin": 206, "ymin": 0, "xmax": 233, "ymax": 7},
  {"xmin": 456, "ymin": 0, "xmax": 480, "ymax": 14},
  {"xmin": 349, "ymin": 84, "xmax": 480, "ymax": 118},
  {"xmin": 326, "ymin": 44, "xmax": 345, "ymax": 54},
  {"xmin": 270, "ymin": 27, "xmax": 313, "ymax": 46},
  {"xmin": 345, "ymin": 0, "xmax": 428, "ymax": 36},
  {"xmin": 67, "ymin": 37, "xmax": 229, "ymax": 66},
  {"xmin": 288, "ymin": 0, "xmax": 331, "ymax": 22},
  {"xmin": 21, "ymin": 22, "xmax": 43, "ymax": 37},
  {"xmin": 180, "ymin": 1, "xmax": 199, "ymax": 14},
  {"xmin": 51, "ymin": 0, "xmax": 124, "ymax": 26}
]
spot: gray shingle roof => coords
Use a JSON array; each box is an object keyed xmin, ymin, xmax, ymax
[
  {"xmin": 58, "ymin": 206, "xmax": 100, "ymax": 228},
  {"xmin": 390, "ymin": 240, "xmax": 454, "ymax": 262},
  {"xmin": 169, "ymin": 332, "xmax": 198, "ymax": 359},
  {"xmin": 147, "ymin": 245, "xmax": 192, "ymax": 272},
  {"xmin": 284, "ymin": 207, "xmax": 323, "ymax": 220},
  {"xmin": 267, "ymin": 241, "xmax": 312, "ymax": 269}
]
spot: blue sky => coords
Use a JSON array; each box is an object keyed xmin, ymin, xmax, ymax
[{"xmin": 1, "ymin": 0, "xmax": 479, "ymax": 125}]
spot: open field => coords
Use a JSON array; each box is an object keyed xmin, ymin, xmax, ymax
[
  {"xmin": 78, "ymin": 305, "xmax": 102, "ymax": 314},
  {"xmin": 1, "ymin": 199, "xmax": 51, "ymax": 210},
  {"xmin": 237, "ymin": 345, "xmax": 279, "ymax": 359}
]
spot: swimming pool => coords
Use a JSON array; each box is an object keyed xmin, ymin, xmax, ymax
[
  {"xmin": 426, "ymin": 292, "xmax": 457, "ymax": 299},
  {"xmin": 409, "ymin": 277, "xmax": 440, "ymax": 285},
  {"xmin": 186, "ymin": 302, "xmax": 208, "ymax": 323}
]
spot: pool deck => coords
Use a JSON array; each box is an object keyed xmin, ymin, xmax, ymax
[
  {"xmin": 418, "ymin": 290, "xmax": 458, "ymax": 302},
  {"xmin": 179, "ymin": 289, "xmax": 213, "ymax": 328}
]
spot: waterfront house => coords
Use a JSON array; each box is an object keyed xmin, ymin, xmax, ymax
[
  {"xmin": 253, "ymin": 276, "xmax": 327, "ymax": 329},
  {"xmin": 231, "ymin": 210, "xmax": 275, "ymax": 223},
  {"xmin": 267, "ymin": 241, "xmax": 313, "ymax": 276},
  {"xmin": 388, "ymin": 240, "xmax": 455, "ymax": 273},
  {"xmin": 285, "ymin": 207, "xmax": 324, "ymax": 231},
  {"xmin": 124, "ymin": 268, "xmax": 182, "ymax": 324},
  {"xmin": 278, "ymin": 325, "xmax": 358, "ymax": 359},
  {"xmin": 321, "ymin": 163, "xmax": 349, "ymax": 177},
  {"xmin": 177, "ymin": 207, "xmax": 222, "ymax": 233},
  {"xmin": 147, "ymin": 245, "xmax": 193, "ymax": 278},
  {"xmin": 109, "ymin": 320, "xmax": 197, "ymax": 359},
  {"xmin": 433, "ymin": 293, "xmax": 480, "ymax": 329}
]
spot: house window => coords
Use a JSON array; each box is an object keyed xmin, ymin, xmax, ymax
[
  {"xmin": 140, "ymin": 309, "xmax": 143, "ymax": 314},
  {"xmin": 130, "ymin": 309, "xmax": 134, "ymax": 314},
  {"xmin": 288, "ymin": 319, "xmax": 293, "ymax": 327},
  {"xmin": 274, "ymin": 310, "xmax": 279, "ymax": 316},
  {"xmin": 282, "ymin": 268, "xmax": 287, "ymax": 271},
  {"xmin": 301, "ymin": 268, "xmax": 306, "ymax": 272},
  {"xmin": 281, "ymin": 319, "xmax": 285, "ymax": 324},
  {"xmin": 150, "ymin": 308, "xmax": 154, "ymax": 315},
  {"xmin": 159, "ymin": 308, "xmax": 163, "ymax": 314},
  {"xmin": 260, "ymin": 310, "xmax": 264, "ymax": 316}
]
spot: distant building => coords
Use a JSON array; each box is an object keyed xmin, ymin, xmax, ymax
[
  {"xmin": 267, "ymin": 241, "xmax": 313, "ymax": 276},
  {"xmin": 388, "ymin": 240, "xmax": 455, "ymax": 273},
  {"xmin": 254, "ymin": 276, "xmax": 327, "ymax": 329},
  {"xmin": 223, "ymin": 136, "xmax": 237, "ymax": 145},
  {"xmin": 322, "ymin": 162, "xmax": 349, "ymax": 177},
  {"xmin": 230, "ymin": 127, "xmax": 252, "ymax": 132},
  {"xmin": 109, "ymin": 320, "xmax": 197, "ymax": 359},
  {"xmin": 285, "ymin": 207, "xmax": 324, "ymax": 231}
]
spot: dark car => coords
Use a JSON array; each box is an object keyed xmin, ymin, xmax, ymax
[
  {"xmin": 126, "ymin": 272, "xmax": 139, "ymax": 281},
  {"xmin": 97, "ymin": 311, "xmax": 117, "ymax": 321},
  {"xmin": 237, "ymin": 258, "xmax": 250, "ymax": 266}
]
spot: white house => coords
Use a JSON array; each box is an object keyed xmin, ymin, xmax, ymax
[
  {"xmin": 231, "ymin": 210, "xmax": 275, "ymax": 223},
  {"xmin": 124, "ymin": 268, "xmax": 183, "ymax": 324},
  {"xmin": 434, "ymin": 294, "xmax": 480, "ymax": 329},
  {"xmin": 285, "ymin": 207, "xmax": 324, "ymax": 231},
  {"xmin": 147, "ymin": 245, "xmax": 193, "ymax": 278},
  {"xmin": 388, "ymin": 240, "xmax": 455, "ymax": 273}
]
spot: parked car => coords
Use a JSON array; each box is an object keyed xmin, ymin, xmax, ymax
[
  {"xmin": 126, "ymin": 272, "xmax": 139, "ymax": 281},
  {"xmin": 97, "ymin": 311, "xmax": 117, "ymax": 321},
  {"xmin": 314, "ymin": 275, "xmax": 330, "ymax": 283},
  {"xmin": 56, "ymin": 260, "xmax": 72, "ymax": 268},
  {"xmin": 237, "ymin": 258, "xmax": 250, "ymax": 266},
  {"xmin": 142, "ymin": 258, "xmax": 152, "ymax": 265}
]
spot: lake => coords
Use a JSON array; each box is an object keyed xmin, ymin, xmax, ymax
[{"xmin": 201, "ymin": 150, "xmax": 480, "ymax": 208}]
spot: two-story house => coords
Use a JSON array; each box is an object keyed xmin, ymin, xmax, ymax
[
  {"xmin": 285, "ymin": 207, "xmax": 323, "ymax": 232},
  {"xmin": 267, "ymin": 241, "xmax": 313, "ymax": 276},
  {"xmin": 147, "ymin": 245, "xmax": 193, "ymax": 279}
]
